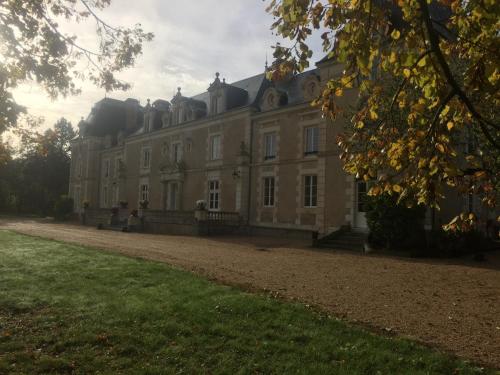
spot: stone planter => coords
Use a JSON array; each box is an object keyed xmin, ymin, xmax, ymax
[{"xmin": 194, "ymin": 209, "xmax": 207, "ymax": 221}]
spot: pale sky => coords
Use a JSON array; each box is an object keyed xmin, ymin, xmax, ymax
[{"xmin": 12, "ymin": 0, "xmax": 324, "ymax": 132}]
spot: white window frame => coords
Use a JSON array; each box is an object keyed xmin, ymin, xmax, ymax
[
  {"xmin": 264, "ymin": 132, "xmax": 277, "ymax": 160},
  {"xmin": 304, "ymin": 126, "xmax": 319, "ymax": 155},
  {"xmin": 263, "ymin": 177, "xmax": 275, "ymax": 207},
  {"xmin": 208, "ymin": 180, "xmax": 220, "ymax": 211},
  {"xmin": 210, "ymin": 134, "xmax": 221, "ymax": 160},
  {"xmin": 304, "ymin": 175, "xmax": 318, "ymax": 208},
  {"xmin": 141, "ymin": 147, "xmax": 151, "ymax": 169},
  {"xmin": 171, "ymin": 142, "xmax": 183, "ymax": 163},
  {"xmin": 115, "ymin": 157, "xmax": 122, "ymax": 177},
  {"xmin": 140, "ymin": 183, "xmax": 149, "ymax": 202}
]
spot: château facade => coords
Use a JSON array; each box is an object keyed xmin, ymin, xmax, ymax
[{"xmin": 69, "ymin": 59, "xmax": 478, "ymax": 236}]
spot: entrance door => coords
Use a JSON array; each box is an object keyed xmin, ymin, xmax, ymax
[{"xmin": 354, "ymin": 180, "xmax": 368, "ymax": 229}]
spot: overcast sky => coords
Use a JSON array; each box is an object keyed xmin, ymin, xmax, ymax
[{"xmin": 12, "ymin": 0, "xmax": 324, "ymax": 132}]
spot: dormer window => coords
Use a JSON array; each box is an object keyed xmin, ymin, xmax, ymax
[
  {"xmin": 302, "ymin": 74, "xmax": 321, "ymax": 100},
  {"xmin": 208, "ymin": 72, "xmax": 226, "ymax": 116},
  {"xmin": 261, "ymin": 87, "xmax": 287, "ymax": 112},
  {"xmin": 211, "ymin": 95, "xmax": 219, "ymax": 115}
]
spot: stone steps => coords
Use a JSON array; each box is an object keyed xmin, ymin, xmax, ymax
[{"xmin": 317, "ymin": 230, "xmax": 367, "ymax": 251}]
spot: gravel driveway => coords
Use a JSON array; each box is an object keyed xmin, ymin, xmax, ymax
[{"xmin": 1, "ymin": 218, "xmax": 499, "ymax": 368}]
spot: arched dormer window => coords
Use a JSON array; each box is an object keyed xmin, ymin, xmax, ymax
[
  {"xmin": 260, "ymin": 87, "xmax": 287, "ymax": 112},
  {"xmin": 302, "ymin": 74, "xmax": 321, "ymax": 101},
  {"xmin": 211, "ymin": 94, "xmax": 219, "ymax": 115},
  {"xmin": 208, "ymin": 72, "xmax": 226, "ymax": 116}
]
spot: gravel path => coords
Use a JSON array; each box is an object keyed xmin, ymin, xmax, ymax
[{"xmin": 1, "ymin": 218, "xmax": 499, "ymax": 368}]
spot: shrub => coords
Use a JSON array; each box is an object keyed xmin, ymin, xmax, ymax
[
  {"xmin": 53, "ymin": 195, "xmax": 74, "ymax": 221},
  {"xmin": 427, "ymin": 228, "xmax": 495, "ymax": 258},
  {"xmin": 365, "ymin": 194, "xmax": 426, "ymax": 251}
]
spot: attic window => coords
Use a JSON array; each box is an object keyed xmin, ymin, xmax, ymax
[
  {"xmin": 267, "ymin": 93, "xmax": 276, "ymax": 107},
  {"xmin": 303, "ymin": 75, "xmax": 320, "ymax": 100},
  {"xmin": 211, "ymin": 95, "xmax": 219, "ymax": 115}
]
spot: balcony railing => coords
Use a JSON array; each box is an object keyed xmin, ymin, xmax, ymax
[{"xmin": 206, "ymin": 211, "xmax": 240, "ymax": 223}]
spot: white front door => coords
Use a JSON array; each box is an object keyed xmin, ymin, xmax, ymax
[{"xmin": 354, "ymin": 180, "xmax": 368, "ymax": 229}]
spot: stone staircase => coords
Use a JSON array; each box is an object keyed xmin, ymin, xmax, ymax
[{"xmin": 316, "ymin": 227, "xmax": 367, "ymax": 251}]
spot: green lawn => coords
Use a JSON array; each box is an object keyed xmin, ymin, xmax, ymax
[{"xmin": 0, "ymin": 231, "xmax": 490, "ymax": 374}]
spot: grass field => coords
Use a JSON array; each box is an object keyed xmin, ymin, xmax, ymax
[{"xmin": 0, "ymin": 230, "xmax": 490, "ymax": 374}]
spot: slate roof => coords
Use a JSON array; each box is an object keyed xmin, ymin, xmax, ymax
[
  {"xmin": 190, "ymin": 72, "xmax": 267, "ymax": 110},
  {"xmin": 189, "ymin": 68, "xmax": 318, "ymax": 110},
  {"xmin": 81, "ymin": 67, "xmax": 320, "ymax": 139}
]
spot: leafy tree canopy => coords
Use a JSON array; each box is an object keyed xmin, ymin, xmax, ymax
[
  {"xmin": 0, "ymin": 0, "xmax": 154, "ymax": 134},
  {"xmin": 0, "ymin": 116, "xmax": 76, "ymax": 214},
  {"xmin": 267, "ymin": 0, "xmax": 499, "ymax": 230}
]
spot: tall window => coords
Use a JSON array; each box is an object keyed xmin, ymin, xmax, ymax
[
  {"xmin": 304, "ymin": 175, "xmax": 317, "ymax": 207},
  {"xmin": 210, "ymin": 135, "xmax": 221, "ymax": 160},
  {"xmin": 264, "ymin": 132, "xmax": 277, "ymax": 160},
  {"xmin": 111, "ymin": 185, "xmax": 118, "ymax": 205},
  {"xmin": 74, "ymin": 187, "xmax": 81, "ymax": 211},
  {"xmin": 142, "ymin": 148, "xmax": 151, "ymax": 169},
  {"xmin": 172, "ymin": 142, "xmax": 182, "ymax": 163},
  {"xmin": 102, "ymin": 185, "xmax": 108, "ymax": 207},
  {"xmin": 357, "ymin": 181, "xmax": 367, "ymax": 212},
  {"xmin": 140, "ymin": 184, "xmax": 149, "ymax": 202},
  {"xmin": 211, "ymin": 95, "xmax": 219, "ymax": 115},
  {"xmin": 263, "ymin": 177, "xmax": 275, "ymax": 207},
  {"xmin": 304, "ymin": 126, "xmax": 319, "ymax": 155},
  {"xmin": 77, "ymin": 157, "xmax": 83, "ymax": 177},
  {"xmin": 103, "ymin": 159, "xmax": 110, "ymax": 178},
  {"xmin": 169, "ymin": 183, "xmax": 178, "ymax": 210},
  {"xmin": 208, "ymin": 180, "xmax": 220, "ymax": 210},
  {"xmin": 115, "ymin": 157, "xmax": 122, "ymax": 177}
]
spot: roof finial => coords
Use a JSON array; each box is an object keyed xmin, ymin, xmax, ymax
[
  {"xmin": 215, "ymin": 72, "xmax": 220, "ymax": 79},
  {"xmin": 222, "ymin": 78, "xmax": 226, "ymax": 84},
  {"xmin": 177, "ymin": 87, "xmax": 181, "ymax": 95}
]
